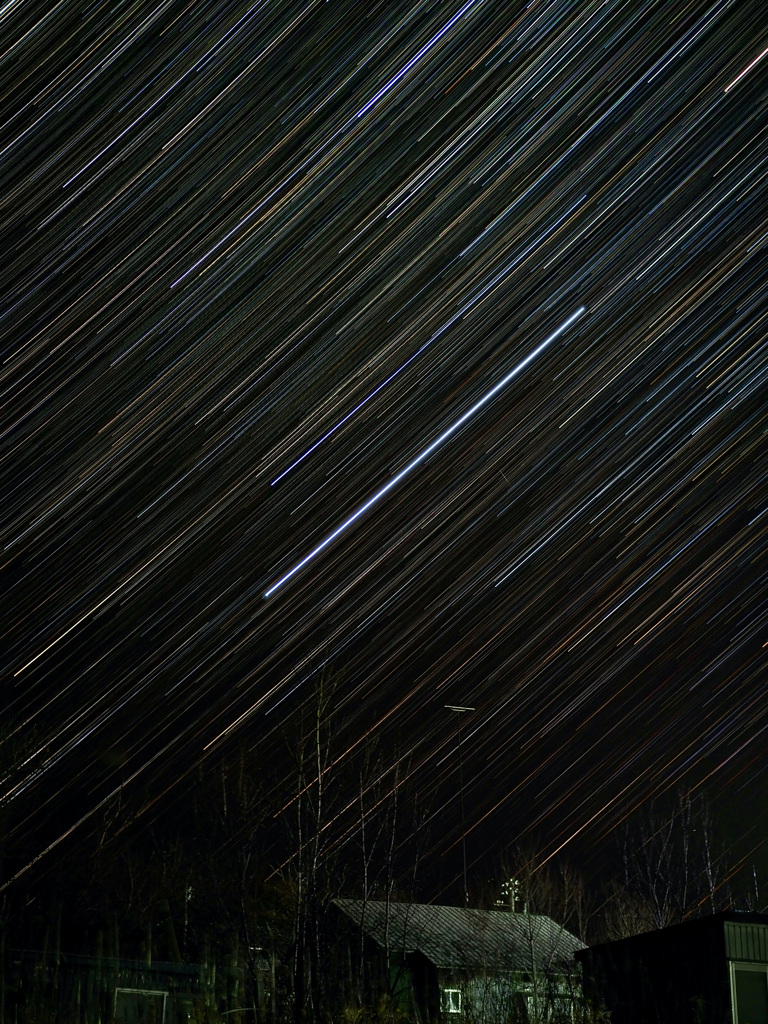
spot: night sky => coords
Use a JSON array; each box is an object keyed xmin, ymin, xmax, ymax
[{"xmin": 2, "ymin": 0, "xmax": 767, "ymax": 897}]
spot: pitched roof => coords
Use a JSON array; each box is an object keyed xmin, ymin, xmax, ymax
[{"xmin": 333, "ymin": 899, "xmax": 585, "ymax": 972}]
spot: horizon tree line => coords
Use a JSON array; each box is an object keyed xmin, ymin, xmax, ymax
[{"xmin": 0, "ymin": 678, "xmax": 764, "ymax": 1023}]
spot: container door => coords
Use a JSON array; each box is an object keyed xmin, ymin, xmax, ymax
[{"xmin": 731, "ymin": 963, "xmax": 768, "ymax": 1024}]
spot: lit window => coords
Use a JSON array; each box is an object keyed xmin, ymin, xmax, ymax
[{"xmin": 441, "ymin": 988, "xmax": 462, "ymax": 1014}]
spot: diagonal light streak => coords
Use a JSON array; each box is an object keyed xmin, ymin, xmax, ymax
[
  {"xmin": 264, "ymin": 307, "xmax": 585, "ymax": 597},
  {"xmin": 356, "ymin": 0, "xmax": 483, "ymax": 118}
]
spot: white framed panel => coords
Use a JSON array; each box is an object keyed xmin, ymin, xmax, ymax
[{"xmin": 729, "ymin": 961, "xmax": 768, "ymax": 1024}]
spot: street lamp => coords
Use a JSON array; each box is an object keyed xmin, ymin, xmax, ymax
[{"xmin": 445, "ymin": 705, "xmax": 475, "ymax": 907}]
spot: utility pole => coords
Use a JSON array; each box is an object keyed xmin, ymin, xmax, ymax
[{"xmin": 445, "ymin": 705, "xmax": 475, "ymax": 907}]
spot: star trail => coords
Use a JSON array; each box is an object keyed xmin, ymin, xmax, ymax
[
  {"xmin": 1, "ymin": 0, "xmax": 767, "ymax": 892},
  {"xmin": 264, "ymin": 307, "xmax": 585, "ymax": 597}
]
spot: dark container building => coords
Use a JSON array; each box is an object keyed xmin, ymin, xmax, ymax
[{"xmin": 576, "ymin": 911, "xmax": 768, "ymax": 1024}]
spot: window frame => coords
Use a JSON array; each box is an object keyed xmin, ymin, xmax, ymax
[
  {"xmin": 441, "ymin": 987, "xmax": 462, "ymax": 1015},
  {"xmin": 729, "ymin": 960, "xmax": 768, "ymax": 1024}
]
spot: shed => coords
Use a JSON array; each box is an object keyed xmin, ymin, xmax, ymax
[
  {"xmin": 332, "ymin": 898, "xmax": 585, "ymax": 1022},
  {"xmin": 576, "ymin": 910, "xmax": 768, "ymax": 1024}
]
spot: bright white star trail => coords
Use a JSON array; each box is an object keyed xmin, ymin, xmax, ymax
[{"xmin": 265, "ymin": 307, "xmax": 585, "ymax": 597}]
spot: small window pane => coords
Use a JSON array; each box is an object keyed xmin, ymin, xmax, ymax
[
  {"xmin": 441, "ymin": 988, "xmax": 462, "ymax": 1014},
  {"xmin": 114, "ymin": 989, "xmax": 167, "ymax": 1024}
]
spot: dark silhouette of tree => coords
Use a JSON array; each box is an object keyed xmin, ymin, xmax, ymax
[
  {"xmin": 276, "ymin": 670, "xmax": 345, "ymax": 1024},
  {"xmin": 600, "ymin": 789, "xmax": 744, "ymax": 939}
]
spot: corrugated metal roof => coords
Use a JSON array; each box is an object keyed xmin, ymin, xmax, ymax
[{"xmin": 333, "ymin": 900, "xmax": 585, "ymax": 971}]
